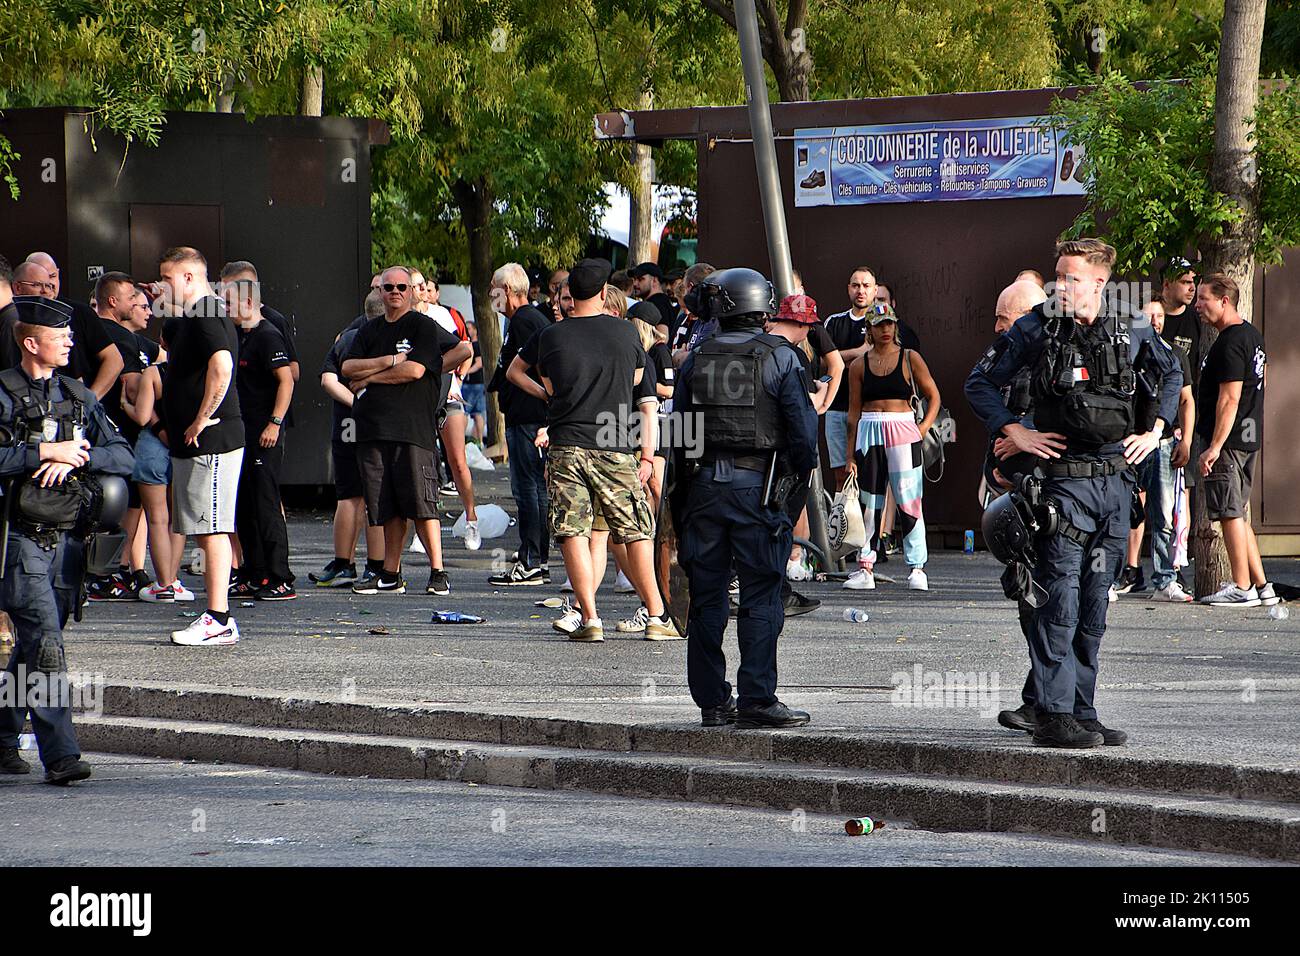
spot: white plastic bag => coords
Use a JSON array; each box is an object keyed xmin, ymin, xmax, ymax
[
  {"xmin": 452, "ymin": 503, "xmax": 511, "ymax": 540},
  {"xmin": 464, "ymin": 441, "xmax": 495, "ymax": 471}
]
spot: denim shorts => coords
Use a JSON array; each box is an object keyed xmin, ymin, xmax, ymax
[
  {"xmin": 461, "ymin": 383, "xmax": 487, "ymax": 418},
  {"xmin": 132, "ymin": 429, "xmax": 172, "ymax": 486}
]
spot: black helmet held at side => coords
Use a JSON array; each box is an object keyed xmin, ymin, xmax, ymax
[
  {"xmin": 981, "ymin": 491, "xmax": 1035, "ymax": 565},
  {"xmin": 697, "ymin": 268, "xmax": 776, "ymax": 322}
]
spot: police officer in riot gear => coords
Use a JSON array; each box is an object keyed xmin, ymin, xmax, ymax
[
  {"xmin": 671, "ymin": 269, "xmax": 819, "ymax": 729},
  {"xmin": 0, "ymin": 297, "xmax": 134, "ymax": 784},
  {"xmin": 966, "ymin": 240, "xmax": 1181, "ymax": 749}
]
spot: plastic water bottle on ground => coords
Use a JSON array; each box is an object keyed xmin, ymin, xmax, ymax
[
  {"xmin": 1268, "ymin": 605, "xmax": 1289, "ymax": 620},
  {"xmin": 842, "ymin": 608, "xmax": 869, "ymax": 623},
  {"xmin": 19, "ymin": 733, "xmax": 36, "ymax": 751},
  {"xmin": 964, "ymin": 530, "xmax": 975, "ymax": 554}
]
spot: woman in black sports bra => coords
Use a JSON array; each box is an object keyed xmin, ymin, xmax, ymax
[{"xmin": 844, "ymin": 304, "xmax": 941, "ymax": 592}]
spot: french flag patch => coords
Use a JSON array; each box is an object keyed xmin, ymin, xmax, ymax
[{"xmin": 1072, "ymin": 366, "xmax": 1090, "ymax": 383}]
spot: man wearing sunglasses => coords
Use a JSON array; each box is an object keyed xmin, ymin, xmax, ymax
[{"xmin": 342, "ymin": 267, "xmax": 471, "ymax": 597}]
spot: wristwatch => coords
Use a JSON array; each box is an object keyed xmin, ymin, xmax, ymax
[{"xmin": 270, "ymin": 415, "xmax": 284, "ymax": 426}]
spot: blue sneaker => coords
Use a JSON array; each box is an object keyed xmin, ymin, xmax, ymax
[{"xmin": 310, "ymin": 560, "xmax": 358, "ymax": 588}]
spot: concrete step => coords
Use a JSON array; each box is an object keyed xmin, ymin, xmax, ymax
[
  {"xmin": 96, "ymin": 683, "xmax": 1300, "ymax": 806},
  {"xmin": 75, "ymin": 713, "xmax": 1300, "ymax": 861}
]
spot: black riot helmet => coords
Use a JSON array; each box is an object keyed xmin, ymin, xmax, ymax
[
  {"xmin": 981, "ymin": 491, "xmax": 1036, "ymax": 565},
  {"xmin": 697, "ymin": 268, "xmax": 776, "ymax": 329}
]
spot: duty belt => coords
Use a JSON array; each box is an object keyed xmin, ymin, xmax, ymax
[
  {"xmin": 701, "ymin": 453, "xmax": 768, "ymax": 472},
  {"xmin": 1038, "ymin": 454, "xmax": 1129, "ymax": 479}
]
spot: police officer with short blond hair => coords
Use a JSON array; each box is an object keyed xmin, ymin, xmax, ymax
[{"xmin": 0, "ymin": 297, "xmax": 133, "ymax": 784}]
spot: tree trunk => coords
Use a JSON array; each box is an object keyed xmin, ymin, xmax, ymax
[
  {"xmin": 299, "ymin": 64, "xmax": 324, "ymax": 117},
  {"xmin": 701, "ymin": 0, "xmax": 813, "ymax": 102},
  {"xmin": 628, "ymin": 83, "xmax": 655, "ymax": 266},
  {"xmin": 452, "ymin": 176, "xmax": 504, "ymax": 451},
  {"xmin": 1192, "ymin": 0, "xmax": 1268, "ymax": 598}
]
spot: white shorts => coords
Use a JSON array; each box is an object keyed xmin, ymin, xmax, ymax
[{"xmin": 171, "ymin": 448, "xmax": 244, "ymax": 535}]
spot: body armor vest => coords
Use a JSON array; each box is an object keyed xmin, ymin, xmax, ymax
[
  {"xmin": 1030, "ymin": 312, "xmax": 1135, "ymax": 447},
  {"xmin": 1, "ymin": 368, "xmax": 92, "ymax": 531},
  {"xmin": 689, "ymin": 333, "xmax": 788, "ymax": 456}
]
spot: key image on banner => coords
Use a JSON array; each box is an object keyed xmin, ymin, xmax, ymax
[{"xmin": 794, "ymin": 116, "xmax": 1087, "ymax": 206}]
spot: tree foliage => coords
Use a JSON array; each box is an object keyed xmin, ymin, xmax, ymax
[{"xmin": 1050, "ymin": 61, "xmax": 1300, "ymax": 274}]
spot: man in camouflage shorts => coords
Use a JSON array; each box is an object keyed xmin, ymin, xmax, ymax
[{"xmin": 508, "ymin": 258, "xmax": 679, "ymax": 642}]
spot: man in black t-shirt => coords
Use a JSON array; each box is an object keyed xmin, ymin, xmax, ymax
[
  {"xmin": 342, "ymin": 266, "xmax": 470, "ymax": 597},
  {"xmin": 84, "ymin": 272, "xmax": 150, "ymax": 600},
  {"xmin": 157, "ymin": 246, "xmax": 245, "ymax": 647},
  {"xmin": 228, "ymin": 278, "xmax": 296, "ymax": 601},
  {"xmin": 630, "ymin": 262, "xmax": 677, "ymax": 334},
  {"xmin": 1159, "ymin": 256, "xmax": 1201, "ymax": 379},
  {"xmin": 1193, "ymin": 274, "xmax": 1276, "ymax": 609},
  {"xmin": 508, "ymin": 258, "xmax": 676, "ymax": 643},
  {"xmin": 488, "ymin": 263, "xmax": 555, "ymax": 586}
]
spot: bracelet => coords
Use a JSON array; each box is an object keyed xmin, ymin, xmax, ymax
[
  {"xmin": 391, "ymin": 354, "xmax": 397, "ymax": 367},
  {"xmin": 640, "ymin": 457, "xmax": 655, "ymax": 464}
]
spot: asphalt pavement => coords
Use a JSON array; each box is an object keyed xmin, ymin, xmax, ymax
[{"xmin": 0, "ymin": 754, "xmax": 1274, "ymax": 866}]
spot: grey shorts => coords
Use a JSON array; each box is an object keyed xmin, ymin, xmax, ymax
[
  {"xmin": 171, "ymin": 448, "xmax": 244, "ymax": 535},
  {"xmin": 1204, "ymin": 448, "xmax": 1256, "ymax": 521},
  {"xmin": 825, "ymin": 411, "xmax": 850, "ymax": 468}
]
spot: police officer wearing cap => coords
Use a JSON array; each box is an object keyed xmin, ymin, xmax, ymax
[
  {"xmin": 671, "ymin": 269, "xmax": 819, "ymax": 729},
  {"xmin": 0, "ymin": 296, "xmax": 134, "ymax": 784},
  {"xmin": 965, "ymin": 240, "xmax": 1181, "ymax": 749}
]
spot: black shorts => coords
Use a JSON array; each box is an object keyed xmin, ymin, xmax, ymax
[
  {"xmin": 332, "ymin": 439, "xmax": 364, "ymax": 501},
  {"xmin": 359, "ymin": 440, "xmax": 440, "ymax": 525}
]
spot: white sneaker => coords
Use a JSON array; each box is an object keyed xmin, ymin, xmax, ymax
[
  {"xmin": 171, "ymin": 581, "xmax": 196, "ymax": 602},
  {"xmin": 614, "ymin": 570, "xmax": 636, "ymax": 593},
  {"xmin": 1107, "ymin": 585, "xmax": 1118, "ymax": 603},
  {"xmin": 464, "ymin": 520, "xmax": 482, "ymax": 551},
  {"xmin": 907, "ymin": 568, "xmax": 929, "ymax": 591},
  {"xmin": 1202, "ymin": 583, "xmax": 1261, "ymax": 608},
  {"xmin": 138, "ymin": 583, "xmax": 174, "ymax": 603},
  {"xmin": 170, "ymin": 613, "xmax": 239, "ymax": 646},
  {"xmin": 844, "ymin": 568, "xmax": 875, "ymax": 590},
  {"xmin": 728, "ymin": 575, "xmax": 740, "ymax": 596},
  {"xmin": 551, "ymin": 601, "xmax": 582, "ymax": 635},
  {"xmin": 786, "ymin": 556, "xmax": 813, "ymax": 582},
  {"xmin": 1152, "ymin": 581, "xmax": 1193, "ymax": 603},
  {"xmin": 560, "ymin": 577, "xmax": 575, "ymax": 593},
  {"xmin": 1258, "ymin": 583, "xmax": 1281, "ymax": 607},
  {"xmin": 616, "ymin": 606, "xmax": 649, "ymax": 633},
  {"xmin": 409, "ymin": 535, "xmax": 426, "ymax": 554}
]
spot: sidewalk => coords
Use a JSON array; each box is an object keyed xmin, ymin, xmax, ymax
[{"xmin": 67, "ymin": 468, "xmax": 1300, "ymax": 773}]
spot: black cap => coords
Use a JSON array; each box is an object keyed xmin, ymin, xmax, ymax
[
  {"xmin": 628, "ymin": 301, "xmax": 665, "ymax": 325},
  {"xmin": 12, "ymin": 295, "xmax": 72, "ymax": 328},
  {"xmin": 568, "ymin": 258, "xmax": 613, "ymax": 300},
  {"xmin": 630, "ymin": 261, "xmax": 663, "ymax": 280}
]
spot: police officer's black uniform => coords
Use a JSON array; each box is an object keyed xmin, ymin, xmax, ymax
[
  {"xmin": 966, "ymin": 293, "xmax": 1180, "ymax": 748},
  {"xmin": 0, "ymin": 298, "xmax": 134, "ymax": 784},
  {"xmin": 671, "ymin": 269, "xmax": 819, "ymax": 729}
]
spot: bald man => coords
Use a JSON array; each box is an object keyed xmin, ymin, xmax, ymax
[
  {"xmin": 995, "ymin": 279, "xmax": 1047, "ymax": 335},
  {"xmin": 15, "ymin": 253, "xmax": 122, "ymax": 397},
  {"xmin": 984, "ymin": 277, "xmax": 1048, "ymax": 736}
]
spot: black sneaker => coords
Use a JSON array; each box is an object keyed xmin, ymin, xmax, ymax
[
  {"xmin": 489, "ymin": 562, "xmax": 546, "ymax": 587},
  {"xmin": 438, "ymin": 481, "xmax": 459, "ymax": 497},
  {"xmin": 701, "ymin": 696, "xmax": 738, "ymax": 727},
  {"xmin": 1, "ymin": 746, "xmax": 31, "ymax": 774},
  {"xmin": 44, "ymin": 755, "xmax": 92, "ymax": 786},
  {"xmin": 229, "ymin": 578, "xmax": 261, "ymax": 598},
  {"xmin": 426, "ymin": 569, "xmax": 450, "ymax": 595},
  {"xmin": 1077, "ymin": 718, "xmax": 1128, "ymax": 746},
  {"xmin": 86, "ymin": 576, "xmax": 137, "ymax": 602},
  {"xmin": 997, "ymin": 703, "xmax": 1037, "ymax": 733},
  {"xmin": 256, "ymin": 582, "xmax": 298, "ymax": 601},
  {"xmin": 353, "ymin": 572, "xmax": 405, "ymax": 595},
  {"xmin": 736, "ymin": 700, "xmax": 811, "ymax": 729},
  {"xmin": 1032, "ymin": 713, "xmax": 1104, "ymax": 749},
  {"xmin": 783, "ymin": 589, "xmax": 820, "ymax": 617},
  {"xmin": 1113, "ymin": 565, "xmax": 1143, "ymax": 595}
]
